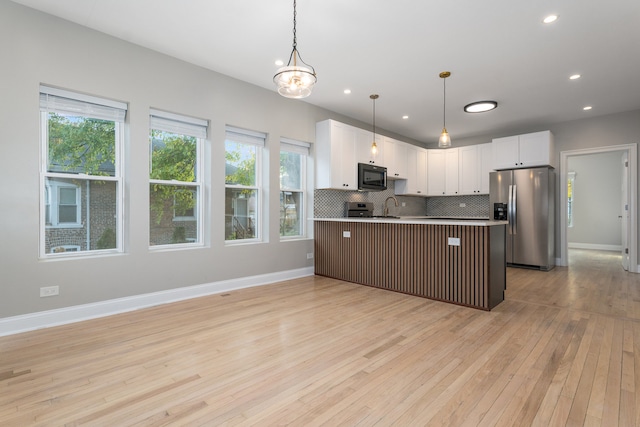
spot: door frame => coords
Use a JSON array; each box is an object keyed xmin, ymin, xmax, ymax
[{"xmin": 559, "ymin": 143, "xmax": 638, "ymax": 272}]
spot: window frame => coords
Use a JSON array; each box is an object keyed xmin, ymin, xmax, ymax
[
  {"xmin": 279, "ymin": 138, "xmax": 310, "ymax": 240},
  {"xmin": 39, "ymin": 86, "xmax": 126, "ymax": 259},
  {"xmin": 148, "ymin": 109, "xmax": 207, "ymax": 249},
  {"xmin": 224, "ymin": 127, "xmax": 266, "ymax": 244}
]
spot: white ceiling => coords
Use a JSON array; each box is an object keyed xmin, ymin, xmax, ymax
[{"xmin": 11, "ymin": 0, "xmax": 640, "ymax": 145}]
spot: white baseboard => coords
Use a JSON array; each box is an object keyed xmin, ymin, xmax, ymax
[
  {"xmin": 568, "ymin": 243, "xmax": 622, "ymax": 252},
  {"xmin": 0, "ymin": 267, "xmax": 314, "ymax": 337}
]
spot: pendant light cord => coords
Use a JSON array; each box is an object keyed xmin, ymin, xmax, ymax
[
  {"xmin": 284, "ymin": 0, "xmax": 315, "ymax": 74},
  {"xmin": 370, "ymin": 94, "xmax": 379, "ymax": 136},
  {"xmin": 443, "ymin": 76, "xmax": 446, "ymax": 128},
  {"xmin": 292, "ymin": 0, "xmax": 297, "ymax": 50}
]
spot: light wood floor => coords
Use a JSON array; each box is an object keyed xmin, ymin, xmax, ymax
[{"xmin": 2, "ymin": 249, "xmax": 639, "ymax": 426}]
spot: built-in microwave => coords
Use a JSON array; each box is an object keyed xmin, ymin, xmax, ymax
[{"xmin": 358, "ymin": 163, "xmax": 387, "ymax": 191}]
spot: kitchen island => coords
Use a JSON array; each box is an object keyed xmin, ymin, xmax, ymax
[{"xmin": 314, "ymin": 217, "xmax": 507, "ymax": 310}]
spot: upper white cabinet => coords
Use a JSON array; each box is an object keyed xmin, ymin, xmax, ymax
[
  {"xmin": 479, "ymin": 143, "xmax": 493, "ymax": 193},
  {"xmin": 427, "ymin": 149, "xmax": 459, "ymax": 196},
  {"xmin": 384, "ymin": 137, "xmax": 408, "ymax": 180},
  {"xmin": 395, "ymin": 145, "xmax": 427, "ymax": 196},
  {"xmin": 492, "ymin": 130, "xmax": 555, "ymax": 170},
  {"xmin": 315, "ymin": 120, "xmax": 357, "ymax": 190},
  {"xmin": 356, "ymin": 129, "xmax": 385, "ymax": 165},
  {"xmin": 445, "ymin": 148, "xmax": 459, "ymax": 195},
  {"xmin": 427, "ymin": 150, "xmax": 445, "ymax": 195},
  {"xmin": 458, "ymin": 143, "xmax": 492, "ymax": 194}
]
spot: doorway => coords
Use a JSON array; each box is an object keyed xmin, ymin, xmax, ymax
[{"xmin": 559, "ymin": 144, "xmax": 637, "ymax": 272}]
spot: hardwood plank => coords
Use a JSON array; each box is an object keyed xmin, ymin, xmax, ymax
[{"xmin": 1, "ymin": 249, "xmax": 639, "ymax": 425}]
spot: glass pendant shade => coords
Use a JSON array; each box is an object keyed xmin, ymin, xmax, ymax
[
  {"xmin": 439, "ymin": 128, "xmax": 451, "ymax": 148},
  {"xmin": 371, "ymin": 141, "xmax": 378, "ymax": 155},
  {"xmin": 274, "ymin": 60, "xmax": 317, "ymax": 98},
  {"xmin": 274, "ymin": 0, "xmax": 317, "ymax": 99}
]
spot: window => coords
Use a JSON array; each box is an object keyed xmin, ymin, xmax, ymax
[
  {"xmin": 40, "ymin": 86, "xmax": 126, "ymax": 257},
  {"xmin": 225, "ymin": 127, "xmax": 265, "ymax": 242},
  {"xmin": 280, "ymin": 138, "xmax": 310, "ymax": 238},
  {"xmin": 149, "ymin": 109, "xmax": 206, "ymax": 247},
  {"xmin": 45, "ymin": 179, "xmax": 81, "ymax": 227}
]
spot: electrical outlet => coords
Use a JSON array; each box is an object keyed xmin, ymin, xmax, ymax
[
  {"xmin": 343, "ymin": 231, "xmax": 351, "ymax": 238},
  {"xmin": 448, "ymin": 237, "xmax": 461, "ymax": 246},
  {"xmin": 401, "ymin": 202, "xmax": 406, "ymax": 207},
  {"xmin": 307, "ymin": 253, "xmax": 314, "ymax": 259},
  {"xmin": 40, "ymin": 286, "xmax": 59, "ymax": 297},
  {"xmin": 460, "ymin": 203, "xmax": 466, "ymax": 208}
]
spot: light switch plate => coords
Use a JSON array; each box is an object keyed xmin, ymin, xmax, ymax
[
  {"xmin": 448, "ymin": 237, "xmax": 461, "ymax": 246},
  {"xmin": 343, "ymin": 231, "xmax": 351, "ymax": 238}
]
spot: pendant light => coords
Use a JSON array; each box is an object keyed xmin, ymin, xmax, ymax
[
  {"xmin": 438, "ymin": 71, "xmax": 452, "ymax": 148},
  {"xmin": 273, "ymin": 0, "xmax": 317, "ymax": 99},
  {"xmin": 370, "ymin": 94, "xmax": 379, "ymax": 156}
]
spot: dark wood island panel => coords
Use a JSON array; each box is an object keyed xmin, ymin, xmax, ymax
[{"xmin": 314, "ymin": 220, "xmax": 506, "ymax": 310}]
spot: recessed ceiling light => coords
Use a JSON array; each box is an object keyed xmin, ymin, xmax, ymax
[
  {"xmin": 274, "ymin": 59, "xmax": 284, "ymax": 66},
  {"xmin": 569, "ymin": 74, "xmax": 581, "ymax": 80},
  {"xmin": 583, "ymin": 106, "xmax": 592, "ymax": 111},
  {"xmin": 543, "ymin": 15, "xmax": 558, "ymax": 24},
  {"xmin": 402, "ymin": 115, "xmax": 409, "ymax": 120},
  {"xmin": 343, "ymin": 89, "xmax": 351, "ymax": 94},
  {"xmin": 464, "ymin": 101, "xmax": 498, "ymax": 113}
]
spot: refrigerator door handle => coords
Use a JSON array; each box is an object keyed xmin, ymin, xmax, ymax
[
  {"xmin": 512, "ymin": 184, "xmax": 517, "ymax": 234},
  {"xmin": 508, "ymin": 184, "xmax": 513, "ymax": 234}
]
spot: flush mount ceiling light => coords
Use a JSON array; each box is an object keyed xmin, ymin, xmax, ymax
[
  {"xmin": 273, "ymin": 0, "xmax": 317, "ymax": 99},
  {"xmin": 464, "ymin": 100, "xmax": 498, "ymax": 113},
  {"xmin": 370, "ymin": 94, "xmax": 379, "ymax": 156},
  {"xmin": 543, "ymin": 14, "xmax": 558, "ymax": 24},
  {"xmin": 438, "ymin": 71, "xmax": 452, "ymax": 148}
]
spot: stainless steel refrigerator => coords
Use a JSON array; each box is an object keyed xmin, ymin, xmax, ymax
[{"xmin": 489, "ymin": 167, "xmax": 555, "ymax": 270}]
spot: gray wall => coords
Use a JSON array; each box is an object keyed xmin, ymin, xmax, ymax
[
  {"xmin": 567, "ymin": 152, "xmax": 624, "ymax": 249},
  {"xmin": 2, "ymin": 1, "xmax": 640, "ymax": 319},
  {"xmin": 0, "ymin": 1, "xmax": 365, "ymax": 318}
]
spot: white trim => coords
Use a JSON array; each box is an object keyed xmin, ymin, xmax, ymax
[
  {"xmin": 149, "ymin": 108, "xmax": 208, "ymax": 127},
  {"xmin": 0, "ymin": 267, "xmax": 315, "ymax": 337},
  {"xmin": 150, "ymin": 109, "xmax": 208, "ymax": 139},
  {"xmin": 559, "ymin": 143, "xmax": 637, "ymax": 272},
  {"xmin": 568, "ymin": 243, "xmax": 623, "ymax": 251},
  {"xmin": 40, "ymin": 85, "xmax": 128, "ymax": 111},
  {"xmin": 225, "ymin": 126, "xmax": 266, "ymax": 146}
]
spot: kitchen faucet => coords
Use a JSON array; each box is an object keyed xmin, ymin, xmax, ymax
[{"xmin": 383, "ymin": 196, "xmax": 399, "ymax": 217}]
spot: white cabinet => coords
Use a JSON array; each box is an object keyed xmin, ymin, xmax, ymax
[
  {"xmin": 427, "ymin": 148, "xmax": 460, "ymax": 195},
  {"xmin": 384, "ymin": 137, "xmax": 408, "ymax": 179},
  {"xmin": 445, "ymin": 148, "xmax": 459, "ymax": 195},
  {"xmin": 315, "ymin": 120, "xmax": 357, "ymax": 190},
  {"xmin": 492, "ymin": 130, "xmax": 555, "ymax": 170},
  {"xmin": 356, "ymin": 129, "xmax": 384, "ymax": 166},
  {"xmin": 458, "ymin": 143, "xmax": 492, "ymax": 194},
  {"xmin": 395, "ymin": 146, "xmax": 427, "ymax": 196},
  {"xmin": 479, "ymin": 143, "xmax": 492, "ymax": 193},
  {"xmin": 427, "ymin": 150, "xmax": 445, "ymax": 195}
]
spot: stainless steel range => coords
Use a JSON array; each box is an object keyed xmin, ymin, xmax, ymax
[{"xmin": 345, "ymin": 202, "xmax": 374, "ymax": 218}]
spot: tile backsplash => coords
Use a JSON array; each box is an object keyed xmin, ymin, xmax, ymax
[
  {"xmin": 314, "ymin": 181, "xmax": 490, "ymax": 218},
  {"xmin": 427, "ymin": 194, "xmax": 490, "ymax": 218}
]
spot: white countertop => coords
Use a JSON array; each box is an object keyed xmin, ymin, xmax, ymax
[{"xmin": 314, "ymin": 217, "xmax": 508, "ymax": 226}]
